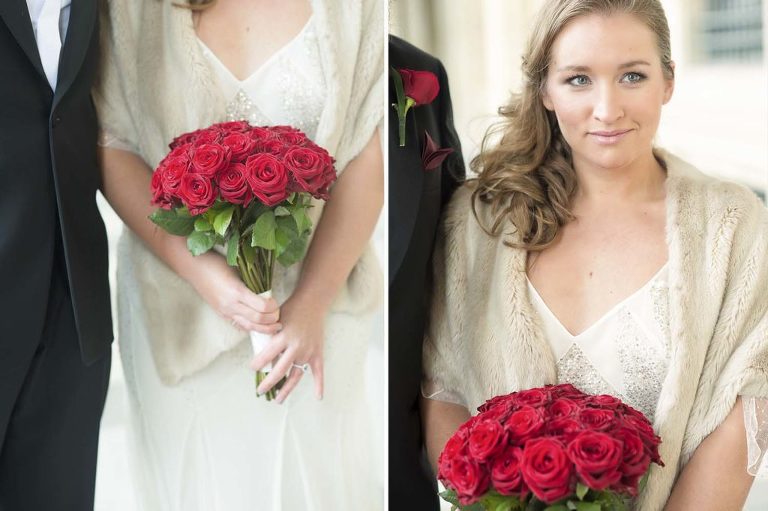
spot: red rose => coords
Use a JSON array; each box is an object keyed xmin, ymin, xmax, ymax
[
  {"xmin": 550, "ymin": 384, "xmax": 588, "ymax": 400},
  {"xmin": 550, "ymin": 398, "xmax": 581, "ymax": 419},
  {"xmin": 213, "ymin": 120, "xmax": 250, "ymax": 133},
  {"xmin": 150, "ymin": 170, "xmax": 171, "ymax": 209},
  {"xmin": 179, "ymin": 173, "xmax": 216, "ymax": 215},
  {"xmin": 191, "ymin": 143, "xmax": 231, "ymax": 177},
  {"xmin": 480, "ymin": 399, "xmax": 517, "ymax": 423},
  {"xmin": 622, "ymin": 415, "xmax": 663, "ymax": 464},
  {"xmin": 520, "ymin": 438, "xmax": 573, "ymax": 504},
  {"xmin": 244, "ymin": 154, "xmax": 289, "ymax": 206},
  {"xmin": 578, "ymin": 408, "xmax": 616, "ymax": 432},
  {"xmin": 566, "ymin": 431, "xmax": 623, "ymax": 491},
  {"xmin": 468, "ymin": 419, "xmax": 507, "ymax": 461},
  {"xmin": 438, "ymin": 432, "xmax": 469, "ymax": 480},
  {"xmin": 447, "ymin": 456, "xmax": 490, "ymax": 505},
  {"xmin": 169, "ymin": 130, "xmax": 202, "ymax": 149},
  {"xmin": 512, "ymin": 388, "xmax": 549, "ymax": 408},
  {"xmin": 194, "ymin": 128, "xmax": 223, "ymax": 146},
  {"xmin": 275, "ymin": 129, "xmax": 308, "ymax": 146},
  {"xmin": 218, "ymin": 163, "xmax": 252, "ymax": 206},
  {"xmin": 478, "ymin": 394, "xmax": 516, "ymax": 413},
  {"xmin": 398, "ymin": 68, "xmax": 439, "ymax": 106},
  {"xmin": 614, "ymin": 427, "xmax": 650, "ymax": 477},
  {"xmin": 255, "ymin": 138, "xmax": 287, "ymax": 156},
  {"xmin": 284, "ymin": 147, "xmax": 331, "ymax": 196},
  {"xmin": 490, "ymin": 446, "xmax": 529, "ymax": 498},
  {"xmin": 504, "ymin": 406, "xmax": 545, "ymax": 445},
  {"xmin": 546, "ymin": 418, "xmax": 582, "ymax": 444},
  {"xmin": 221, "ymin": 132, "xmax": 257, "ymax": 162},
  {"xmin": 160, "ymin": 155, "xmax": 190, "ymax": 199},
  {"xmin": 249, "ymin": 126, "xmax": 276, "ymax": 141},
  {"xmin": 588, "ymin": 394, "xmax": 622, "ymax": 407}
]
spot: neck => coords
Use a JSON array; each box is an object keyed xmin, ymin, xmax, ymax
[{"xmin": 571, "ymin": 151, "xmax": 666, "ymax": 211}]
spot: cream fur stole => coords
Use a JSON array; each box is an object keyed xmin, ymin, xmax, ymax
[
  {"xmin": 94, "ymin": 0, "xmax": 384, "ymax": 384},
  {"xmin": 423, "ymin": 150, "xmax": 768, "ymax": 510}
]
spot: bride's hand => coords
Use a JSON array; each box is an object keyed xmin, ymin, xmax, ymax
[
  {"xmin": 187, "ymin": 253, "xmax": 281, "ymax": 334},
  {"xmin": 250, "ymin": 294, "xmax": 325, "ymax": 404}
]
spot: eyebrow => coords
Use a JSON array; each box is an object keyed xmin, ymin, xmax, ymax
[{"xmin": 555, "ymin": 60, "xmax": 652, "ymax": 72}]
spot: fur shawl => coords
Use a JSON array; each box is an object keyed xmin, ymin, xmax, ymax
[
  {"xmin": 94, "ymin": 0, "xmax": 383, "ymax": 384},
  {"xmin": 423, "ymin": 150, "xmax": 768, "ymax": 510}
]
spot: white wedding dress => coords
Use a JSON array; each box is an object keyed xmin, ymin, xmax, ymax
[{"xmin": 113, "ymin": 16, "xmax": 381, "ymax": 511}]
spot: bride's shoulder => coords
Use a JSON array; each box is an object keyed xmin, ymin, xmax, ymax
[{"xmin": 662, "ymin": 149, "xmax": 767, "ymax": 227}]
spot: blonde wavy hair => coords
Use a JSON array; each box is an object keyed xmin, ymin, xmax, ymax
[{"xmin": 471, "ymin": 0, "xmax": 674, "ymax": 251}]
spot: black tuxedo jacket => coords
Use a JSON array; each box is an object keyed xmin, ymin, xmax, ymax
[
  {"xmin": 389, "ymin": 35, "xmax": 464, "ymax": 510},
  {"xmin": 0, "ymin": 0, "xmax": 112, "ymax": 363}
]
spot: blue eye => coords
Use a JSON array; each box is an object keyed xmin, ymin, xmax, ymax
[
  {"xmin": 622, "ymin": 72, "xmax": 646, "ymax": 83},
  {"xmin": 566, "ymin": 75, "xmax": 590, "ymax": 87}
]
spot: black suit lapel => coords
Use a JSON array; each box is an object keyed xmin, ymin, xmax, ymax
[
  {"xmin": 53, "ymin": 0, "xmax": 95, "ymax": 107},
  {"xmin": 0, "ymin": 0, "xmax": 47, "ymax": 82},
  {"xmin": 388, "ymin": 86, "xmax": 425, "ymax": 284}
]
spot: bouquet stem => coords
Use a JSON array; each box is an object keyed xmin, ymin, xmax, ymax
[{"xmin": 236, "ymin": 245, "xmax": 285, "ymax": 401}]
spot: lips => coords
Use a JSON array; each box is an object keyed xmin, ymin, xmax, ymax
[{"xmin": 588, "ymin": 129, "xmax": 632, "ymax": 144}]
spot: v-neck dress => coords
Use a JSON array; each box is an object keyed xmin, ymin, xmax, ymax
[{"xmin": 103, "ymin": 15, "xmax": 381, "ymax": 511}]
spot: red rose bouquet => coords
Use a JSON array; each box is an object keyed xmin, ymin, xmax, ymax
[
  {"xmin": 438, "ymin": 384, "xmax": 664, "ymax": 510},
  {"xmin": 149, "ymin": 121, "xmax": 336, "ymax": 400}
]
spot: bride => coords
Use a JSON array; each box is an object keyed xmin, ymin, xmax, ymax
[
  {"xmin": 94, "ymin": 0, "xmax": 383, "ymax": 509},
  {"xmin": 421, "ymin": 0, "xmax": 768, "ymax": 509}
]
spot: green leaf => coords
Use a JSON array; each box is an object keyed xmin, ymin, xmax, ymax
[
  {"xmin": 274, "ymin": 206, "xmax": 290, "ymax": 217},
  {"xmin": 194, "ymin": 217, "xmax": 212, "ymax": 232},
  {"xmin": 638, "ymin": 472, "xmax": 649, "ymax": 494},
  {"xmin": 213, "ymin": 206, "xmax": 235, "ymax": 237},
  {"xmin": 277, "ymin": 215, "xmax": 299, "ymax": 235},
  {"xmin": 439, "ymin": 490, "xmax": 461, "ymax": 507},
  {"xmin": 573, "ymin": 502, "xmax": 600, "ymax": 511},
  {"xmin": 226, "ymin": 229, "xmax": 239, "ymax": 266},
  {"xmin": 567, "ymin": 502, "xmax": 578, "ymax": 510},
  {"xmin": 187, "ymin": 230, "xmax": 215, "ymax": 256},
  {"xmin": 242, "ymin": 200, "xmax": 268, "ymax": 226},
  {"xmin": 275, "ymin": 229, "xmax": 291, "ymax": 258},
  {"xmin": 292, "ymin": 207, "xmax": 312, "ymax": 235},
  {"xmin": 542, "ymin": 505, "xmax": 568, "ymax": 511},
  {"xmin": 277, "ymin": 231, "xmax": 309, "ymax": 267},
  {"xmin": 149, "ymin": 208, "xmax": 195, "ymax": 236},
  {"xmin": 251, "ymin": 210, "xmax": 277, "ymax": 250},
  {"xmin": 576, "ymin": 483, "xmax": 589, "ymax": 501}
]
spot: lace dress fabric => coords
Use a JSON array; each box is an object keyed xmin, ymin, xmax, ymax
[
  {"xmin": 103, "ymin": 15, "xmax": 380, "ymax": 510},
  {"xmin": 423, "ymin": 264, "xmax": 768, "ymax": 477}
]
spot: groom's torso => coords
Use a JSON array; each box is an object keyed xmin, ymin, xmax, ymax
[
  {"xmin": 388, "ymin": 35, "xmax": 464, "ymax": 380},
  {"xmin": 388, "ymin": 35, "xmax": 464, "ymax": 510},
  {"xmin": 0, "ymin": 0, "xmax": 111, "ymax": 362}
]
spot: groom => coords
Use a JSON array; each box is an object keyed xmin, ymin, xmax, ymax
[
  {"xmin": 0, "ymin": 1, "xmax": 112, "ymax": 509},
  {"xmin": 389, "ymin": 35, "xmax": 465, "ymax": 510}
]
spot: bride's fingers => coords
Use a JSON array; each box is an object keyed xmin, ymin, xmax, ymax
[
  {"xmin": 311, "ymin": 359, "xmax": 324, "ymax": 400},
  {"xmin": 238, "ymin": 290, "xmax": 280, "ymax": 316},
  {"xmin": 257, "ymin": 349, "xmax": 295, "ymax": 394},
  {"xmin": 275, "ymin": 367, "xmax": 304, "ymax": 404},
  {"xmin": 250, "ymin": 336, "xmax": 286, "ymax": 371}
]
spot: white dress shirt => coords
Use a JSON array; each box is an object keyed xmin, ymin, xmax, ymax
[{"xmin": 26, "ymin": 0, "xmax": 71, "ymax": 89}]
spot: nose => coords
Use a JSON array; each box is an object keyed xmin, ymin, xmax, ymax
[{"xmin": 592, "ymin": 84, "xmax": 624, "ymax": 124}]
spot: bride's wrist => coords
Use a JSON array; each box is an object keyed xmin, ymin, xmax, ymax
[{"xmin": 284, "ymin": 287, "xmax": 333, "ymax": 319}]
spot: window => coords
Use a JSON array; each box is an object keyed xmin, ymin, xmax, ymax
[{"xmin": 698, "ymin": 0, "xmax": 763, "ymax": 62}]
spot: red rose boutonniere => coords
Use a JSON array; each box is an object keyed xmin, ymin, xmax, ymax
[{"xmin": 391, "ymin": 67, "xmax": 439, "ymax": 147}]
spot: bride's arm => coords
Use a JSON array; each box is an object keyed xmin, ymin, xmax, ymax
[
  {"xmin": 664, "ymin": 396, "xmax": 755, "ymax": 510},
  {"xmin": 251, "ymin": 130, "xmax": 383, "ymax": 402},
  {"xmin": 98, "ymin": 146, "xmax": 281, "ymax": 333},
  {"xmin": 422, "ymin": 396, "xmax": 472, "ymax": 474}
]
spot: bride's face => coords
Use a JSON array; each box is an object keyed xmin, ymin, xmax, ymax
[{"xmin": 541, "ymin": 13, "xmax": 674, "ymax": 173}]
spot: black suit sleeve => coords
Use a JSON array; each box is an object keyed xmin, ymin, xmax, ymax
[{"xmin": 435, "ymin": 60, "xmax": 465, "ymax": 207}]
